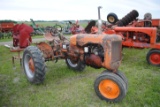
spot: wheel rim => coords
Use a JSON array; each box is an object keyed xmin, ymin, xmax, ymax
[
  {"xmin": 29, "ymin": 58, "xmax": 35, "ymax": 72},
  {"xmin": 99, "ymin": 79, "xmax": 120, "ymax": 99},
  {"xmin": 24, "ymin": 54, "xmax": 35, "ymax": 78},
  {"xmin": 67, "ymin": 58, "xmax": 77, "ymax": 67},
  {"xmin": 149, "ymin": 53, "xmax": 160, "ymax": 65},
  {"xmin": 108, "ymin": 16, "xmax": 115, "ymax": 23}
]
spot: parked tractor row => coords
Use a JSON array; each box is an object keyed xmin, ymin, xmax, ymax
[{"xmin": 30, "ymin": 18, "xmax": 84, "ymax": 35}]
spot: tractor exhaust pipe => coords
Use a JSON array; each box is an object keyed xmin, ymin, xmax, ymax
[{"xmin": 98, "ymin": 6, "xmax": 102, "ymax": 34}]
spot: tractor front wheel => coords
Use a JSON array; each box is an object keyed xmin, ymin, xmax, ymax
[
  {"xmin": 102, "ymin": 70, "xmax": 128, "ymax": 91},
  {"xmin": 146, "ymin": 49, "xmax": 160, "ymax": 66},
  {"xmin": 94, "ymin": 71, "xmax": 127, "ymax": 102},
  {"xmin": 65, "ymin": 58, "xmax": 86, "ymax": 71},
  {"xmin": 22, "ymin": 46, "xmax": 46, "ymax": 84}
]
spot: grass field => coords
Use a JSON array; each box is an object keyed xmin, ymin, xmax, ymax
[
  {"xmin": 0, "ymin": 45, "xmax": 160, "ymax": 107},
  {"xmin": 0, "ymin": 35, "xmax": 44, "ymax": 42},
  {"xmin": 21, "ymin": 20, "xmax": 88, "ymax": 28}
]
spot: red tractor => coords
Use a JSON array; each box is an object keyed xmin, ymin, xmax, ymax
[
  {"xmin": 12, "ymin": 23, "xmax": 33, "ymax": 48},
  {"xmin": 22, "ymin": 6, "xmax": 128, "ymax": 102},
  {"xmin": 89, "ymin": 10, "xmax": 160, "ymax": 66},
  {"xmin": 9, "ymin": 23, "xmax": 33, "ymax": 67}
]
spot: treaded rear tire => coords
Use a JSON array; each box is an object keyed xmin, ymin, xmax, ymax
[
  {"xmin": 22, "ymin": 46, "xmax": 46, "ymax": 84},
  {"xmin": 65, "ymin": 58, "xmax": 86, "ymax": 72}
]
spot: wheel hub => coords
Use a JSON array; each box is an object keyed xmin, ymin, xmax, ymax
[
  {"xmin": 29, "ymin": 58, "xmax": 35, "ymax": 72},
  {"xmin": 150, "ymin": 53, "xmax": 160, "ymax": 64},
  {"xmin": 99, "ymin": 79, "xmax": 120, "ymax": 99},
  {"xmin": 109, "ymin": 16, "xmax": 115, "ymax": 23}
]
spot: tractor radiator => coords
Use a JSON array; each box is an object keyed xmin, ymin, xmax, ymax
[{"xmin": 111, "ymin": 41, "xmax": 122, "ymax": 62}]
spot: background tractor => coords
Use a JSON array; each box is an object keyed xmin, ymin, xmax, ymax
[
  {"xmin": 88, "ymin": 10, "xmax": 160, "ymax": 67},
  {"xmin": 22, "ymin": 6, "xmax": 128, "ymax": 103},
  {"xmin": 107, "ymin": 10, "xmax": 160, "ymax": 67}
]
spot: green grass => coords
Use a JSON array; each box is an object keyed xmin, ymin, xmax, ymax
[
  {"xmin": 0, "ymin": 46, "xmax": 160, "ymax": 107},
  {"xmin": 0, "ymin": 35, "xmax": 44, "ymax": 42},
  {"xmin": 22, "ymin": 21, "xmax": 88, "ymax": 28},
  {"xmin": 23, "ymin": 21, "xmax": 60, "ymax": 27},
  {"xmin": 0, "ymin": 37, "xmax": 12, "ymax": 42}
]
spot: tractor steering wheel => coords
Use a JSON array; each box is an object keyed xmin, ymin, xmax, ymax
[
  {"xmin": 53, "ymin": 24, "xmax": 63, "ymax": 32},
  {"xmin": 49, "ymin": 27, "xmax": 60, "ymax": 37}
]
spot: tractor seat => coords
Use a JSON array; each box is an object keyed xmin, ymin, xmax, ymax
[{"xmin": 44, "ymin": 32, "xmax": 55, "ymax": 41}]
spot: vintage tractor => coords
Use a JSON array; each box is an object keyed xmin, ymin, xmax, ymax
[
  {"xmin": 62, "ymin": 20, "xmax": 84, "ymax": 34},
  {"xmin": 22, "ymin": 6, "xmax": 128, "ymax": 102},
  {"xmin": 9, "ymin": 23, "xmax": 34, "ymax": 67},
  {"xmin": 108, "ymin": 10, "xmax": 160, "ymax": 67},
  {"xmin": 12, "ymin": 23, "xmax": 33, "ymax": 48},
  {"xmin": 69, "ymin": 20, "xmax": 85, "ymax": 34},
  {"xmin": 90, "ymin": 10, "xmax": 160, "ymax": 66}
]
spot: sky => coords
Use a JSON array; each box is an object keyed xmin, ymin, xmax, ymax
[{"xmin": 0, "ymin": 0, "xmax": 160, "ymax": 21}]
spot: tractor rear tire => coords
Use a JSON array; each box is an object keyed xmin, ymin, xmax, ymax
[
  {"xmin": 65, "ymin": 58, "xmax": 86, "ymax": 71},
  {"xmin": 94, "ymin": 71, "xmax": 127, "ymax": 102},
  {"xmin": 146, "ymin": 49, "xmax": 160, "ymax": 66},
  {"xmin": 22, "ymin": 46, "xmax": 46, "ymax": 84}
]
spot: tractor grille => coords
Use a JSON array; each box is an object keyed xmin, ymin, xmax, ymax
[{"xmin": 111, "ymin": 41, "xmax": 122, "ymax": 62}]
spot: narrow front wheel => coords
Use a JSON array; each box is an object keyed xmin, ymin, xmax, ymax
[{"xmin": 94, "ymin": 71, "xmax": 127, "ymax": 102}]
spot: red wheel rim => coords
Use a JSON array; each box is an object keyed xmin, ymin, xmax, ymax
[
  {"xmin": 149, "ymin": 53, "xmax": 160, "ymax": 65},
  {"xmin": 99, "ymin": 79, "xmax": 120, "ymax": 99},
  {"xmin": 29, "ymin": 58, "xmax": 35, "ymax": 72}
]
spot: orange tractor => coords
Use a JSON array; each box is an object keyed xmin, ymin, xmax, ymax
[
  {"xmin": 89, "ymin": 10, "xmax": 160, "ymax": 66},
  {"xmin": 107, "ymin": 10, "xmax": 160, "ymax": 66},
  {"xmin": 22, "ymin": 6, "xmax": 128, "ymax": 102}
]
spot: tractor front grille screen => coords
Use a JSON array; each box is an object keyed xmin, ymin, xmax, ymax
[{"xmin": 111, "ymin": 41, "xmax": 122, "ymax": 62}]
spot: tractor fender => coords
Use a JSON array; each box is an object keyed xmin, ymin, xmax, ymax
[{"xmin": 37, "ymin": 42, "xmax": 53, "ymax": 59}]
